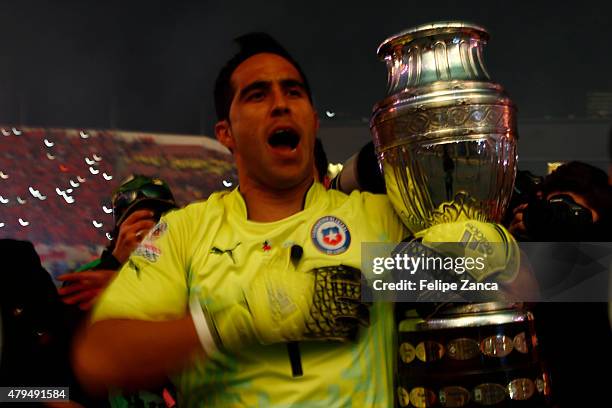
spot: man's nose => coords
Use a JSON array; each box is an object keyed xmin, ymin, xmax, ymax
[{"xmin": 271, "ymin": 89, "xmax": 290, "ymax": 116}]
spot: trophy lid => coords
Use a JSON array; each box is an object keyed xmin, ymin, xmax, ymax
[{"xmin": 377, "ymin": 21, "xmax": 489, "ymax": 59}]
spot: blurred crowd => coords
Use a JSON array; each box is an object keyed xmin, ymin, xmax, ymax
[{"xmin": 0, "ymin": 127, "xmax": 235, "ymax": 275}]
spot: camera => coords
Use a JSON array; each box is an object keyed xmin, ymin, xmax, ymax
[
  {"xmin": 523, "ymin": 194, "xmax": 593, "ymax": 240},
  {"xmin": 328, "ymin": 141, "xmax": 386, "ymax": 194}
]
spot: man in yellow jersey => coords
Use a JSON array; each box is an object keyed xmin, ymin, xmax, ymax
[
  {"xmin": 74, "ymin": 33, "xmax": 517, "ymax": 407},
  {"xmin": 74, "ymin": 32, "xmax": 406, "ymax": 407}
]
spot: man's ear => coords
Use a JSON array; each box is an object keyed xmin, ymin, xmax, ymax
[{"xmin": 215, "ymin": 120, "xmax": 235, "ymax": 153}]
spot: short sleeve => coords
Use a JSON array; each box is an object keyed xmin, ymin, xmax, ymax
[{"xmin": 91, "ymin": 209, "xmax": 193, "ymax": 323}]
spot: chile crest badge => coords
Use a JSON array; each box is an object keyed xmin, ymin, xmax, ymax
[{"xmin": 311, "ymin": 216, "xmax": 351, "ymax": 255}]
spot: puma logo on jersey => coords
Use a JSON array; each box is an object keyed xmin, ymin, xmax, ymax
[{"xmin": 210, "ymin": 242, "xmax": 241, "ymax": 264}]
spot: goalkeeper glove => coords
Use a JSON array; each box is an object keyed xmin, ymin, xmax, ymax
[
  {"xmin": 190, "ymin": 264, "xmax": 369, "ymax": 354},
  {"xmin": 414, "ymin": 220, "xmax": 519, "ymax": 282}
]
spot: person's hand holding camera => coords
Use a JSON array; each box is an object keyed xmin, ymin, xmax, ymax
[
  {"xmin": 510, "ymin": 193, "xmax": 595, "ymax": 241},
  {"xmin": 508, "ymin": 203, "xmax": 529, "ymax": 240},
  {"xmin": 111, "ymin": 209, "xmax": 158, "ymax": 264}
]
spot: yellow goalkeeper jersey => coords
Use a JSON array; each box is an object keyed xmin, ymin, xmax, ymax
[{"xmin": 93, "ymin": 182, "xmax": 406, "ymax": 407}]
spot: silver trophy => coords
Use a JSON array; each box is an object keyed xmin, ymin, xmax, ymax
[
  {"xmin": 372, "ymin": 22, "xmax": 552, "ymax": 406},
  {"xmin": 370, "ymin": 21, "xmax": 517, "ymax": 233}
]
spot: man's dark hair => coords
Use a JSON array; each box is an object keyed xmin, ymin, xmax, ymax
[
  {"xmin": 214, "ymin": 32, "xmax": 313, "ymax": 122},
  {"xmin": 314, "ymin": 138, "xmax": 329, "ymax": 182}
]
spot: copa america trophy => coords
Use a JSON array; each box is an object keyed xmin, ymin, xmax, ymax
[
  {"xmin": 370, "ymin": 21, "xmax": 517, "ymax": 233},
  {"xmin": 371, "ymin": 22, "xmax": 552, "ymax": 406}
]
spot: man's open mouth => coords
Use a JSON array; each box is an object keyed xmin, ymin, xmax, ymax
[{"xmin": 268, "ymin": 129, "xmax": 300, "ymax": 150}]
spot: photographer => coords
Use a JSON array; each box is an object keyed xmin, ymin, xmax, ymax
[
  {"xmin": 58, "ymin": 174, "xmax": 178, "ymax": 311},
  {"xmin": 508, "ymin": 161, "xmax": 611, "ymax": 242},
  {"xmin": 507, "ymin": 161, "xmax": 612, "ymax": 407},
  {"xmin": 58, "ymin": 175, "xmax": 178, "ymax": 407}
]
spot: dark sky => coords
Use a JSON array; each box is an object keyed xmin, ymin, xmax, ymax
[{"xmin": 0, "ymin": 0, "xmax": 609, "ymax": 135}]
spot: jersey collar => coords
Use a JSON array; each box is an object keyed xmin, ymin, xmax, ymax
[{"xmin": 230, "ymin": 181, "xmax": 327, "ymax": 221}]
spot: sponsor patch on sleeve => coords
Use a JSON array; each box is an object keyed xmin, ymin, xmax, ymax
[
  {"xmin": 133, "ymin": 222, "xmax": 167, "ymax": 262},
  {"xmin": 134, "ymin": 242, "xmax": 162, "ymax": 262}
]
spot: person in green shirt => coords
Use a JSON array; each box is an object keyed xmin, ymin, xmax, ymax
[
  {"xmin": 58, "ymin": 174, "xmax": 177, "ymax": 311},
  {"xmin": 60, "ymin": 175, "xmax": 178, "ymax": 408}
]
